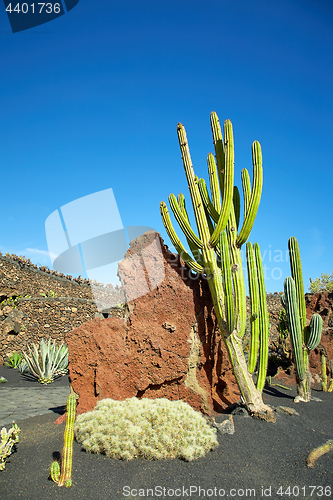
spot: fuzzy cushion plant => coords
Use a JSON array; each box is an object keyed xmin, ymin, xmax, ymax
[{"xmin": 74, "ymin": 397, "xmax": 218, "ymax": 461}]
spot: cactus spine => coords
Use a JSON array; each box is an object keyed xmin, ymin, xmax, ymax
[
  {"xmin": 50, "ymin": 394, "xmax": 76, "ymax": 487},
  {"xmin": 282, "ymin": 237, "xmax": 323, "ymax": 402},
  {"xmin": 160, "ymin": 112, "xmax": 272, "ymax": 418}
]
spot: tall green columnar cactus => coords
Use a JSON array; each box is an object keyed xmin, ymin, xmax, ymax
[
  {"xmin": 246, "ymin": 242, "xmax": 269, "ymax": 392},
  {"xmin": 50, "ymin": 394, "xmax": 76, "ymax": 487},
  {"xmin": 283, "ymin": 237, "xmax": 323, "ymax": 402},
  {"xmin": 160, "ymin": 112, "xmax": 273, "ymax": 418}
]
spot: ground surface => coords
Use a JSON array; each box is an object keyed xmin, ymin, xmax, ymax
[{"xmin": 0, "ymin": 368, "xmax": 332, "ymax": 500}]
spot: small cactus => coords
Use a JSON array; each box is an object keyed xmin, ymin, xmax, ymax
[{"xmin": 50, "ymin": 394, "xmax": 76, "ymax": 487}]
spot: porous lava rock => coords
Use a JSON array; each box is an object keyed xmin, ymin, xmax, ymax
[{"xmin": 66, "ymin": 232, "xmax": 240, "ymax": 416}]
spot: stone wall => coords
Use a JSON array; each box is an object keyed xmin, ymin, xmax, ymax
[{"xmin": 0, "ymin": 254, "xmax": 125, "ymax": 364}]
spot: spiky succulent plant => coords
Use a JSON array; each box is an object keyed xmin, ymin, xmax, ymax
[
  {"xmin": 22, "ymin": 338, "xmax": 68, "ymax": 384},
  {"xmin": 74, "ymin": 398, "xmax": 218, "ymax": 461},
  {"xmin": 0, "ymin": 423, "xmax": 20, "ymax": 471}
]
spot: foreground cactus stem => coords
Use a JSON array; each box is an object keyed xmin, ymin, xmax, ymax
[
  {"xmin": 306, "ymin": 440, "xmax": 333, "ymax": 468},
  {"xmin": 50, "ymin": 394, "xmax": 76, "ymax": 487},
  {"xmin": 283, "ymin": 237, "xmax": 323, "ymax": 402},
  {"xmin": 160, "ymin": 112, "xmax": 273, "ymax": 419}
]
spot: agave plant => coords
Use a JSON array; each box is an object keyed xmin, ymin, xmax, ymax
[
  {"xmin": 22, "ymin": 338, "xmax": 69, "ymax": 384},
  {"xmin": 4, "ymin": 352, "xmax": 24, "ymax": 369}
]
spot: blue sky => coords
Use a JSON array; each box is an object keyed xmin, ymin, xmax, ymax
[{"xmin": 0, "ymin": 0, "xmax": 332, "ymax": 294}]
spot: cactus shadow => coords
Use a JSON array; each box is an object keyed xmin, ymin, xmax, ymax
[
  {"xmin": 48, "ymin": 404, "xmax": 67, "ymax": 415},
  {"xmin": 263, "ymin": 386, "xmax": 294, "ymax": 399}
]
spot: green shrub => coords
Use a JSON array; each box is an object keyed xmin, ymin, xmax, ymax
[
  {"xmin": 39, "ymin": 290, "xmax": 58, "ymax": 297},
  {"xmin": 0, "ymin": 294, "xmax": 31, "ymax": 309},
  {"xmin": 309, "ymin": 272, "xmax": 333, "ymax": 294},
  {"xmin": 74, "ymin": 398, "xmax": 218, "ymax": 461}
]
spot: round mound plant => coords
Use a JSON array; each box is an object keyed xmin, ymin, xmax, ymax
[{"xmin": 74, "ymin": 397, "xmax": 218, "ymax": 461}]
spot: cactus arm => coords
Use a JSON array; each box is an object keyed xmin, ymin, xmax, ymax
[
  {"xmin": 233, "ymin": 186, "xmax": 240, "ymax": 230},
  {"xmin": 241, "ymin": 168, "xmax": 251, "ymax": 217},
  {"xmin": 236, "ymin": 141, "xmax": 263, "ymax": 247},
  {"xmin": 305, "ymin": 314, "xmax": 323, "ymax": 351},
  {"xmin": 246, "ymin": 242, "xmax": 260, "ymax": 374},
  {"xmin": 209, "ymin": 119, "xmax": 234, "ymax": 247},
  {"xmin": 254, "ymin": 243, "xmax": 269, "ymax": 392},
  {"xmin": 203, "ymin": 199, "xmax": 215, "ymax": 238},
  {"xmin": 160, "ymin": 201, "xmax": 204, "ymax": 274},
  {"xmin": 288, "ymin": 237, "xmax": 307, "ymax": 333},
  {"xmin": 198, "ymin": 178, "xmax": 220, "ymax": 223},
  {"xmin": 177, "ymin": 123, "xmax": 212, "ymax": 245},
  {"xmin": 169, "ymin": 193, "xmax": 204, "ymax": 249},
  {"xmin": 50, "ymin": 460, "xmax": 61, "ymax": 482},
  {"xmin": 210, "ymin": 111, "xmax": 225, "ymax": 193},
  {"xmin": 220, "ymin": 231, "xmax": 234, "ymax": 332},
  {"xmin": 207, "ymin": 152, "xmax": 221, "ymax": 213},
  {"xmin": 195, "ymin": 180, "xmax": 215, "ymax": 238},
  {"xmin": 177, "ymin": 194, "xmax": 204, "ymax": 267}
]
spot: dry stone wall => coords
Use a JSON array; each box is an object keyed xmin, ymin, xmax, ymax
[{"xmin": 0, "ymin": 254, "xmax": 125, "ymax": 364}]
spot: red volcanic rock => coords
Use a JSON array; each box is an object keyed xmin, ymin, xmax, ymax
[{"xmin": 66, "ymin": 232, "xmax": 240, "ymax": 416}]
